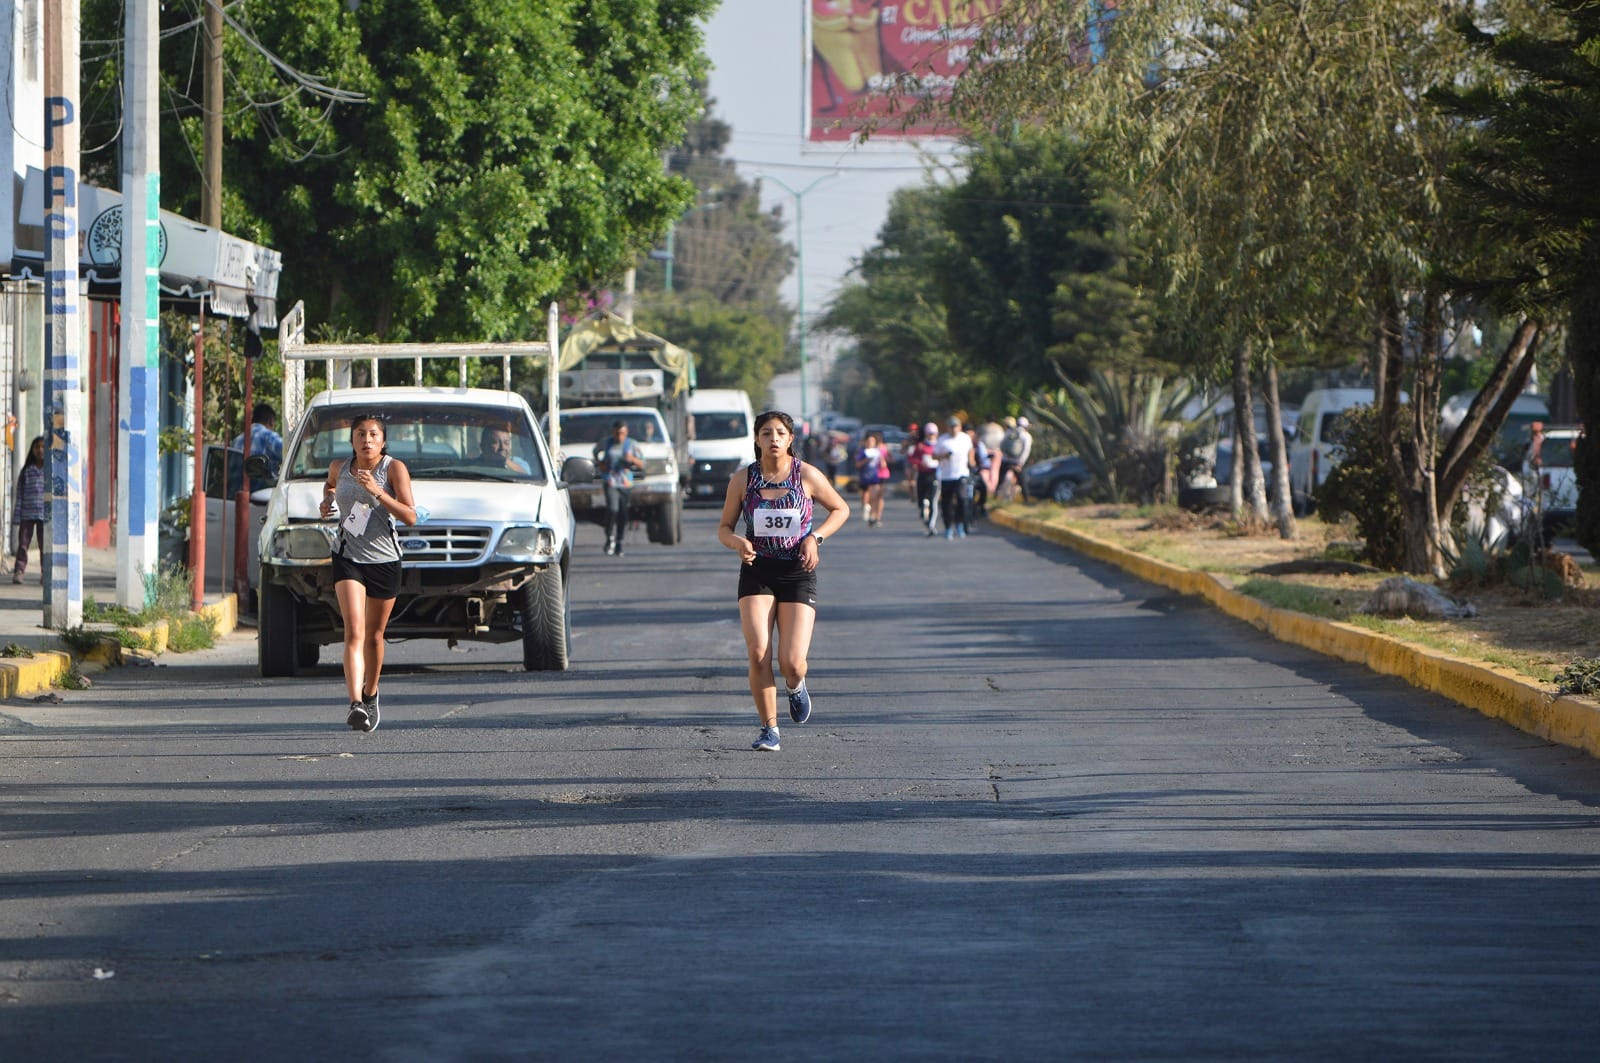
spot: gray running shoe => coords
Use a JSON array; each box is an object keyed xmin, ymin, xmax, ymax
[
  {"xmin": 362, "ymin": 690, "xmax": 380, "ymax": 732},
  {"xmin": 346, "ymin": 701, "xmax": 370, "ymax": 731}
]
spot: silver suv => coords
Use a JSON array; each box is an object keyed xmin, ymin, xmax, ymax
[{"xmin": 255, "ymin": 386, "xmax": 590, "ymax": 676}]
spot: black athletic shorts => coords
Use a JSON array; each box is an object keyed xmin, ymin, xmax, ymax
[
  {"xmin": 737, "ymin": 555, "xmax": 818, "ymax": 606},
  {"xmin": 331, "ymin": 552, "xmax": 403, "ymax": 600}
]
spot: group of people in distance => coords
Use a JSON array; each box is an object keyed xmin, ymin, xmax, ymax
[{"xmin": 881, "ymin": 414, "xmax": 1035, "ymax": 540}]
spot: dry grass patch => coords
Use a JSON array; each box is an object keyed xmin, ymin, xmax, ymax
[{"xmin": 1011, "ymin": 500, "xmax": 1600, "ymax": 685}]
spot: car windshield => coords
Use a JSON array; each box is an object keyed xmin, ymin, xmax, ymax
[
  {"xmin": 692, "ymin": 411, "xmax": 749, "ymax": 441},
  {"xmin": 1541, "ymin": 436, "xmax": 1576, "ymax": 468},
  {"xmin": 561, "ymin": 411, "xmax": 666, "ymax": 446},
  {"xmin": 285, "ymin": 403, "xmax": 545, "ymax": 481}
]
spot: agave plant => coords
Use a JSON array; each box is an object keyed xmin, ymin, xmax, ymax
[{"xmin": 1026, "ymin": 368, "xmax": 1208, "ymax": 503}]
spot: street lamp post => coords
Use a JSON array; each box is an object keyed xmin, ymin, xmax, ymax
[{"xmin": 759, "ymin": 171, "xmax": 838, "ymax": 427}]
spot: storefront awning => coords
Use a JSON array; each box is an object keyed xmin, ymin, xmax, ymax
[{"xmin": 12, "ymin": 167, "xmax": 281, "ymax": 325}]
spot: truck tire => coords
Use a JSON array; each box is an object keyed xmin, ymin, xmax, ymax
[
  {"xmin": 258, "ymin": 578, "xmax": 299, "ymax": 677},
  {"xmin": 297, "ymin": 641, "xmax": 320, "ymax": 668},
  {"xmin": 520, "ymin": 564, "xmax": 570, "ymax": 672},
  {"xmin": 659, "ymin": 498, "xmax": 682, "ymax": 546}
]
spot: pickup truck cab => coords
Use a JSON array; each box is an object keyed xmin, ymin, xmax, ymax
[{"xmin": 256, "ymin": 386, "xmax": 589, "ymax": 676}]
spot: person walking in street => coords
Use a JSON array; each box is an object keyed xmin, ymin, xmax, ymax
[
  {"xmin": 594, "ymin": 420, "xmax": 644, "ymax": 556},
  {"xmin": 911, "ymin": 421, "xmax": 940, "ymax": 534},
  {"xmin": 855, "ymin": 429, "xmax": 890, "ymax": 526},
  {"xmin": 717, "ymin": 410, "xmax": 849, "ymax": 752},
  {"xmin": 320, "ymin": 413, "xmax": 416, "ymax": 733},
  {"xmin": 935, "ymin": 417, "xmax": 974, "ymax": 540},
  {"xmin": 11, "ymin": 435, "xmax": 46, "ymax": 583}
]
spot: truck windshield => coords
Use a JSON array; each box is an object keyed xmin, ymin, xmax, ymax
[
  {"xmin": 286, "ymin": 404, "xmax": 545, "ymax": 481},
  {"xmin": 692, "ymin": 412, "xmax": 749, "ymax": 441},
  {"xmin": 561, "ymin": 412, "xmax": 667, "ymax": 446}
]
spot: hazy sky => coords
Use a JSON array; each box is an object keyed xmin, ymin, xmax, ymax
[{"xmin": 701, "ymin": 4, "xmax": 959, "ymax": 324}]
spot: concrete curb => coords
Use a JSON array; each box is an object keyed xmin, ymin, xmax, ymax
[
  {"xmin": 0, "ymin": 592, "xmax": 239, "ymax": 700},
  {"xmin": 993, "ymin": 508, "xmax": 1600, "ymax": 760}
]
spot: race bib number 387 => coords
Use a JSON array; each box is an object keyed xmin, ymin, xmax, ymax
[{"xmin": 753, "ymin": 507, "xmax": 803, "ymax": 538}]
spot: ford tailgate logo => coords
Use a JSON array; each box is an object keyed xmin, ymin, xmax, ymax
[{"xmin": 402, "ymin": 538, "xmax": 429, "ymax": 551}]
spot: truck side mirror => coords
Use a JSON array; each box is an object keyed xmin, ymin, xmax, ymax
[
  {"xmin": 243, "ymin": 454, "xmax": 273, "ymax": 483},
  {"xmin": 561, "ymin": 456, "xmax": 596, "ymax": 485}
]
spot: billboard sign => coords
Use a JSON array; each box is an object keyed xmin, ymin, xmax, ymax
[{"xmin": 806, "ymin": 0, "xmax": 1002, "ymax": 142}]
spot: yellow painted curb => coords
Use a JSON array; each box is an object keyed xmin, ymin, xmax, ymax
[
  {"xmin": 993, "ymin": 507, "xmax": 1600, "ymax": 760},
  {"xmin": 202, "ymin": 593, "xmax": 238, "ymax": 638},
  {"xmin": 0, "ymin": 649, "xmax": 75, "ymax": 699}
]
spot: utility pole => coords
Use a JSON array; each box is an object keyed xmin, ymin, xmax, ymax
[
  {"xmin": 202, "ymin": 0, "xmax": 223, "ymax": 227},
  {"xmin": 43, "ymin": 0, "xmax": 85, "ymax": 629},
  {"xmin": 118, "ymin": 0, "xmax": 162, "ymax": 610}
]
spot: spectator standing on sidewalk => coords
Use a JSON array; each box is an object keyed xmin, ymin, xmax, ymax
[
  {"xmin": 11, "ymin": 435, "xmax": 46, "ymax": 583},
  {"xmin": 998, "ymin": 416, "xmax": 1033, "ymax": 502}
]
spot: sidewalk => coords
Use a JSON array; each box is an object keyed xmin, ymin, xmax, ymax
[{"xmin": 0, "ymin": 544, "xmax": 239, "ymax": 699}]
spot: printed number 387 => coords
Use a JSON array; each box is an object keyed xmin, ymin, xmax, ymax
[{"xmin": 762, "ymin": 515, "xmax": 793, "ymax": 529}]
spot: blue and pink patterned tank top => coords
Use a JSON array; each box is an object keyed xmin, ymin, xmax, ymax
[{"xmin": 742, "ymin": 458, "xmax": 814, "ymax": 560}]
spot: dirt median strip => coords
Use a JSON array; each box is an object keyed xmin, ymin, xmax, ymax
[{"xmin": 993, "ymin": 508, "xmax": 1600, "ymax": 760}]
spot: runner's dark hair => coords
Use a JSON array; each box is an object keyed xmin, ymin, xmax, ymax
[{"xmin": 752, "ymin": 410, "xmax": 796, "ymax": 459}]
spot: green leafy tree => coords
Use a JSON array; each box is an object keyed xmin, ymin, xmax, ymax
[
  {"xmin": 953, "ymin": 0, "xmax": 1551, "ymax": 569},
  {"xmin": 634, "ymin": 292, "xmax": 789, "ymax": 404},
  {"xmin": 819, "ymin": 184, "xmax": 985, "ymax": 419},
  {"xmin": 1434, "ymin": 1, "xmax": 1600, "ymax": 556},
  {"xmin": 81, "ymin": 0, "xmax": 715, "ymax": 341}
]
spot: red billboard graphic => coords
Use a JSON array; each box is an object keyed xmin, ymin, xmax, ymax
[{"xmin": 807, "ymin": 0, "xmax": 1002, "ymax": 142}]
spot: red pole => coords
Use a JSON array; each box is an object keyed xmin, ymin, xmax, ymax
[
  {"xmin": 189, "ymin": 303, "xmax": 207, "ymax": 612},
  {"xmin": 234, "ymin": 357, "xmax": 254, "ymax": 602}
]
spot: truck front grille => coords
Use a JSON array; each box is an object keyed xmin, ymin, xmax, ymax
[{"xmin": 397, "ymin": 525, "xmax": 492, "ymax": 563}]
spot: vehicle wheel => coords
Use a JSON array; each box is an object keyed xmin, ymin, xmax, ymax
[
  {"xmin": 297, "ymin": 641, "xmax": 320, "ymax": 668},
  {"xmin": 520, "ymin": 564, "xmax": 571, "ymax": 672},
  {"xmin": 258, "ymin": 578, "xmax": 299, "ymax": 677},
  {"xmin": 660, "ymin": 499, "xmax": 682, "ymax": 546},
  {"xmin": 1050, "ymin": 479, "xmax": 1076, "ymax": 504}
]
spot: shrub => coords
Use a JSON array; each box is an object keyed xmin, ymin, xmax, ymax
[
  {"xmin": 1553, "ymin": 657, "xmax": 1600, "ymax": 698},
  {"xmin": 1315, "ymin": 405, "xmax": 1407, "ymax": 569}
]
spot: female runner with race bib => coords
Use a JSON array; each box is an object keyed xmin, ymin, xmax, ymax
[{"xmin": 717, "ymin": 410, "xmax": 849, "ymax": 752}]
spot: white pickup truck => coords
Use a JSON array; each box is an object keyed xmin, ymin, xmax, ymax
[{"xmin": 255, "ymin": 386, "xmax": 591, "ymax": 676}]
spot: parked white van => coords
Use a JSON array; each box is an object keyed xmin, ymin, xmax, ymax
[
  {"xmin": 1287, "ymin": 387, "xmax": 1405, "ymax": 514},
  {"xmin": 1439, "ymin": 390, "xmax": 1549, "ymax": 466},
  {"xmin": 685, "ymin": 388, "xmax": 756, "ymax": 503}
]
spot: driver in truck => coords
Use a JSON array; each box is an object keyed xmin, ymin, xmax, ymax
[{"xmin": 476, "ymin": 425, "xmax": 532, "ymax": 474}]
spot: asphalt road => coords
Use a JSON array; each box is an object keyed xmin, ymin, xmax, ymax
[{"xmin": 4, "ymin": 502, "xmax": 1600, "ymax": 1060}]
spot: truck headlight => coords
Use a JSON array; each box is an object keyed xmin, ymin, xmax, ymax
[
  {"xmin": 270, "ymin": 525, "xmax": 336, "ymax": 560},
  {"xmin": 495, "ymin": 525, "xmax": 556, "ymax": 559}
]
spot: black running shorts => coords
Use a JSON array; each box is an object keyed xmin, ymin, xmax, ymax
[
  {"xmin": 331, "ymin": 552, "xmax": 403, "ymax": 600},
  {"xmin": 737, "ymin": 555, "xmax": 818, "ymax": 606}
]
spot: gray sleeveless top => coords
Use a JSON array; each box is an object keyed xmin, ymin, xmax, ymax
[{"xmin": 334, "ymin": 455, "xmax": 401, "ymax": 563}]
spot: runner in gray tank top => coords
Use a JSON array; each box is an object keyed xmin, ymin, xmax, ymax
[{"xmin": 320, "ymin": 413, "xmax": 417, "ymax": 732}]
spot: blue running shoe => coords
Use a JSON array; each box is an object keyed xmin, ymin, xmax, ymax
[
  {"xmin": 751, "ymin": 725, "xmax": 781, "ymax": 752},
  {"xmin": 787, "ymin": 682, "xmax": 812, "ymax": 724}
]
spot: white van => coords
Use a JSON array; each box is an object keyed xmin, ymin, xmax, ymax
[
  {"xmin": 1286, "ymin": 386, "xmax": 1406, "ymax": 514},
  {"xmin": 685, "ymin": 388, "xmax": 756, "ymax": 503}
]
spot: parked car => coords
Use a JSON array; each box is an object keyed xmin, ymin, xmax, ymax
[
  {"xmin": 1439, "ymin": 390, "xmax": 1549, "ymax": 466},
  {"xmin": 1178, "ymin": 438, "xmax": 1275, "ymax": 512},
  {"xmin": 1287, "ymin": 387, "xmax": 1406, "ymax": 515},
  {"xmin": 1024, "ymin": 454, "xmax": 1092, "ymax": 503},
  {"xmin": 1524, "ymin": 424, "xmax": 1580, "ymax": 536}
]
